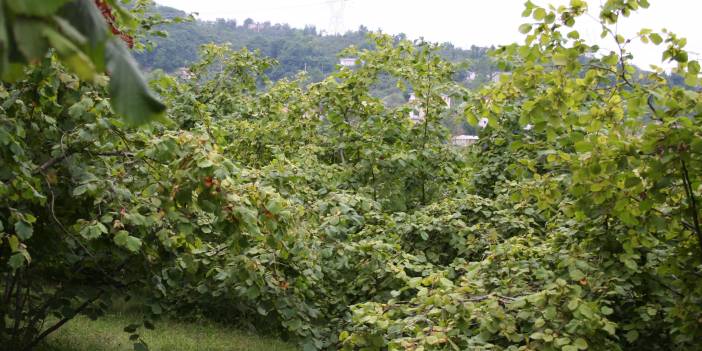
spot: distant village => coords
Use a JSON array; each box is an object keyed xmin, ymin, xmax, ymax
[
  {"xmin": 338, "ymin": 57, "xmax": 488, "ymax": 147},
  {"xmin": 173, "ymin": 56, "xmax": 497, "ymax": 148}
]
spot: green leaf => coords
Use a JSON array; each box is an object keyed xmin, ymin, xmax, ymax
[
  {"xmin": 73, "ymin": 184, "xmax": 89, "ymax": 196},
  {"xmin": 80, "ymin": 222, "xmax": 108, "ymax": 240},
  {"xmin": 684, "ymin": 74, "xmax": 697, "ymax": 86},
  {"xmin": 43, "ymin": 27, "xmax": 96, "ymax": 80},
  {"xmin": 465, "ymin": 110, "xmax": 478, "ymax": 126},
  {"xmin": 519, "ymin": 24, "xmax": 532, "ymax": 34},
  {"xmin": 675, "ymin": 51, "xmax": 688, "ymax": 63},
  {"xmin": 569, "ymin": 268, "xmax": 585, "ymax": 281},
  {"xmin": 624, "ymin": 177, "xmax": 641, "ymax": 188},
  {"xmin": 106, "ymin": 40, "xmax": 168, "ymax": 126},
  {"xmin": 114, "ymin": 230, "xmax": 142, "ymax": 253},
  {"xmin": 197, "ymin": 159, "xmax": 214, "ymax": 168},
  {"xmin": 58, "ymin": 0, "xmax": 109, "ymax": 71},
  {"xmin": 574, "ymin": 338, "xmax": 588, "ymax": 349},
  {"xmin": 52, "ymin": 16, "xmax": 89, "ymax": 46},
  {"xmin": 688, "ymin": 61, "xmax": 700, "ymax": 74},
  {"xmin": 602, "ymin": 322, "xmax": 616, "ymax": 335},
  {"xmin": 8, "ymin": 253, "xmax": 27, "ymax": 269},
  {"xmin": 600, "ymin": 306, "xmax": 614, "ymax": 315},
  {"xmin": 12, "ymin": 19, "xmax": 50, "ymax": 62},
  {"xmin": 649, "ymin": 33, "xmax": 663, "ymax": 45},
  {"xmin": 15, "ymin": 221, "xmax": 33, "ymax": 240},
  {"xmin": 256, "ymin": 305, "xmax": 268, "ymax": 316},
  {"xmin": 114, "ymin": 230, "xmax": 129, "ymax": 246},
  {"xmin": 56, "ymin": 0, "xmax": 165, "ymax": 124},
  {"xmin": 578, "ymin": 304, "xmax": 594, "ymax": 319},
  {"xmin": 6, "ymin": 0, "xmax": 72, "ymax": 16},
  {"xmin": 126, "ymin": 236, "xmax": 142, "ymax": 252},
  {"xmin": 622, "ymin": 257, "xmax": 638, "ymax": 270},
  {"xmin": 575, "ymin": 140, "xmax": 592, "ymax": 153},
  {"xmin": 553, "ymin": 53, "xmax": 568, "ymax": 66},
  {"xmin": 530, "ymin": 332, "xmax": 544, "ymax": 340},
  {"xmin": 8, "ymin": 235, "xmax": 20, "ymax": 252},
  {"xmin": 625, "ymin": 330, "xmax": 639, "ymax": 343},
  {"xmin": 603, "ymin": 53, "xmax": 619, "ymax": 66},
  {"xmin": 0, "ymin": 1, "xmax": 9, "ymax": 79},
  {"xmin": 266, "ymin": 198, "xmax": 284, "ymax": 215},
  {"xmin": 533, "ymin": 8, "xmax": 546, "ymax": 20}
]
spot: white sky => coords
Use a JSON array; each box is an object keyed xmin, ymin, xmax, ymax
[{"xmin": 154, "ymin": 0, "xmax": 702, "ymax": 69}]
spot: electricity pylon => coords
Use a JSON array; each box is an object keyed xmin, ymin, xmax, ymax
[{"xmin": 328, "ymin": 0, "xmax": 348, "ymax": 35}]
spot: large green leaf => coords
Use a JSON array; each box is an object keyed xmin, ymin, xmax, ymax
[
  {"xmin": 43, "ymin": 27, "xmax": 96, "ymax": 80},
  {"xmin": 0, "ymin": 2, "xmax": 10, "ymax": 79},
  {"xmin": 58, "ymin": 0, "xmax": 108, "ymax": 71},
  {"xmin": 7, "ymin": 0, "xmax": 72, "ymax": 16},
  {"xmin": 114, "ymin": 230, "xmax": 142, "ymax": 253},
  {"xmin": 14, "ymin": 221, "xmax": 33, "ymax": 240},
  {"xmin": 106, "ymin": 40, "xmax": 167, "ymax": 125},
  {"xmin": 12, "ymin": 19, "xmax": 50, "ymax": 63},
  {"xmin": 59, "ymin": 0, "xmax": 166, "ymax": 125}
]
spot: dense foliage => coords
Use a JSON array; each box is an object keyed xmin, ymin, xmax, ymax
[{"xmin": 2, "ymin": 0, "xmax": 702, "ymax": 350}]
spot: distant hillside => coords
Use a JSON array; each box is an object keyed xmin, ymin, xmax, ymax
[{"xmin": 135, "ymin": 5, "xmax": 499, "ymax": 84}]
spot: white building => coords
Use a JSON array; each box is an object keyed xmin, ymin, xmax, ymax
[
  {"xmin": 465, "ymin": 71, "xmax": 477, "ymax": 81},
  {"xmin": 451, "ymin": 135, "xmax": 479, "ymax": 147},
  {"xmin": 339, "ymin": 57, "xmax": 358, "ymax": 67}
]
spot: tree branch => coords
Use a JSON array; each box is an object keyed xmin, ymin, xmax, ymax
[
  {"xmin": 21, "ymin": 289, "xmax": 106, "ymax": 351},
  {"xmin": 680, "ymin": 158, "xmax": 702, "ymax": 257}
]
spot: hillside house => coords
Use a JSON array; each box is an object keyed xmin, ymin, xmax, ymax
[{"xmin": 339, "ymin": 57, "xmax": 358, "ymax": 67}]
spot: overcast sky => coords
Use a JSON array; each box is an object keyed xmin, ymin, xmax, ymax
[{"xmin": 154, "ymin": 0, "xmax": 702, "ymax": 69}]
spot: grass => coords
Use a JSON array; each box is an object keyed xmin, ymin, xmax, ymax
[{"xmin": 36, "ymin": 312, "xmax": 298, "ymax": 351}]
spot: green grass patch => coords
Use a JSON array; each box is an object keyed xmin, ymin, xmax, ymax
[{"xmin": 36, "ymin": 312, "xmax": 298, "ymax": 351}]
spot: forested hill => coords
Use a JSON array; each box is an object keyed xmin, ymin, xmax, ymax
[{"xmin": 135, "ymin": 5, "xmax": 498, "ymax": 83}]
